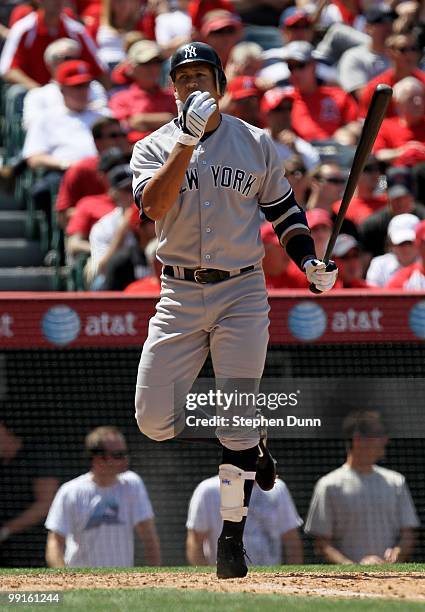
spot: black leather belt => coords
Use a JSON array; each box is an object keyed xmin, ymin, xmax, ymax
[{"xmin": 163, "ymin": 265, "xmax": 254, "ymax": 284}]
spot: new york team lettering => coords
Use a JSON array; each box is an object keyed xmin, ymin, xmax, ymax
[
  {"xmin": 211, "ymin": 165, "xmax": 257, "ymax": 196},
  {"xmin": 180, "ymin": 165, "xmax": 257, "ymax": 196},
  {"xmin": 180, "ymin": 168, "xmax": 199, "ymax": 193}
]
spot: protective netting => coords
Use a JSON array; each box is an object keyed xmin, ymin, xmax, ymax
[{"xmin": 0, "ymin": 343, "xmax": 424, "ymax": 566}]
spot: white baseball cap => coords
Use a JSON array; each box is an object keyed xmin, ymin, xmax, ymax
[
  {"xmin": 333, "ymin": 234, "xmax": 359, "ymax": 257},
  {"xmin": 387, "ymin": 213, "xmax": 420, "ymax": 245}
]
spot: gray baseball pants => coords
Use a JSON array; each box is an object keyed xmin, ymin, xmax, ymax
[{"xmin": 135, "ymin": 267, "xmax": 270, "ymax": 450}]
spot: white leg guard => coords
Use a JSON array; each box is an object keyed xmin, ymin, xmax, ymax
[{"xmin": 219, "ymin": 464, "xmax": 256, "ymax": 523}]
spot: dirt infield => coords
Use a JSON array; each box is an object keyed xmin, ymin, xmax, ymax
[{"xmin": 2, "ymin": 571, "xmax": 425, "ymax": 601}]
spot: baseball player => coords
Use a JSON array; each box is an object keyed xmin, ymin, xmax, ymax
[{"xmin": 130, "ymin": 41, "xmax": 338, "ymax": 579}]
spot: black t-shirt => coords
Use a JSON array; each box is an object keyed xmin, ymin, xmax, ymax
[
  {"xmin": 359, "ymin": 203, "xmax": 425, "ymax": 257},
  {"xmin": 0, "ymin": 442, "xmax": 60, "ymax": 567}
]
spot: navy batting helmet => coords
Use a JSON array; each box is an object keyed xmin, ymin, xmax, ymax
[{"xmin": 169, "ymin": 42, "xmax": 227, "ymax": 95}]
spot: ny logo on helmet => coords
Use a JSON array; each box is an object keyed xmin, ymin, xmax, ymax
[{"xmin": 184, "ymin": 45, "xmax": 197, "ymax": 59}]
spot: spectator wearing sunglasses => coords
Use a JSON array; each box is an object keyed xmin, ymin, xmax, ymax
[
  {"xmin": 332, "ymin": 234, "xmax": 371, "ymax": 289},
  {"xmin": 307, "ymin": 163, "xmax": 359, "ymax": 239},
  {"xmin": 56, "ymin": 117, "xmax": 131, "ymax": 229},
  {"xmin": 373, "ymin": 77, "xmax": 425, "ymax": 164},
  {"xmin": 332, "ymin": 156, "xmax": 387, "ymax": 225},
  {"xmin": 109, "ymin": 40, "xmax": 176, "ymax": 142},
  {"xmin": 358, "ymin": 31, "xmax": 425, "ymax": 119},
  {"xmin": 281, "ymin": 41, "xmax": 358, "ymax": 143},
  {"xmin": 45, "ymin": 425, "xmax": 161, "ymax": 568},
  {"xmin": 261, "ymin": 87, "xmax": 320, "ymax": 170}
]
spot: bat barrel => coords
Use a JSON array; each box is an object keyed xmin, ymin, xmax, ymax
[{"xmin": 323, "ymin": 84, "xmax": 392, "ymax": 264}]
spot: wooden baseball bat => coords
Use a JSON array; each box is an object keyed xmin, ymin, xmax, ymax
[{"xmin": 309, "ymin": 84, "xmax": 393, "ymax": 294}]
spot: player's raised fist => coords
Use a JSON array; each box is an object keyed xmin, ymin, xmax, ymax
[
  {"xmin": 177, "ymin": 91, "xmax": 217, "ymax": 146},
  {"xmin": 304, "ymin": 259, "xmax": 338, "ymax": 293}
]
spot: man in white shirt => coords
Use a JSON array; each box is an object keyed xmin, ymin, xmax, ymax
[
  {"xmin": 366, "ymin": 213, "xmax": 419, "ymax": 287},
  {"xmin": 305, "ymin": 410, "xmax": 419, "ymax": 565},
  {"xmin": 88, "ymin": 164, "xmax": 154, "ymax": 289},
  {"xmin": 186, "ymin": 476, "xmax": 303, "ymax": 566},
  {"xmin": 23, "ymin": 38, "xmax": 108, "ymax": 130},
  {"xmin": 23, "ymin": 59, "xmax": 109, "ymax": 173},
  {"xmin": 45, "ymin": 426, "xmax": 161, "ymax": 568}
]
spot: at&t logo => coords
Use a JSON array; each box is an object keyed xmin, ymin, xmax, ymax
[
  {"xmin": 42, "ymin": 305, "xmax": 81, "ymax": 346},
  {"xmin": 288, "ymin": 302, "xmax": 327, "ymax": 341}
]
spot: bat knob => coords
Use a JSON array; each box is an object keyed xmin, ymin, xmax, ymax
[{"xmin": 309, "ymin": 283, "xmax": 322, "ymax": 294}]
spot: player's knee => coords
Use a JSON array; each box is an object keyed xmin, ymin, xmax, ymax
[{"xmin": 135, "ymin": 385, "xmax": 180, "ymax": 442}]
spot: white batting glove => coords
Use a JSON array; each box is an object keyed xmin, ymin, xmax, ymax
[
  {"xmin": 304, "ymin": 258, "xmax": 338, "ymax": 293},
  {"xmin": 177, "ymin": 91, "xmax": 217, "ymax": 146}
]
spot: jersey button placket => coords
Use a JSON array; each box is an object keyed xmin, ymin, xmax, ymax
[{"xmin": 199, "ymin": 149, "xmax": 214, "ymax": 266}]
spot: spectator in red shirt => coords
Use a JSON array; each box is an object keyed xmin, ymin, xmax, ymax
[
  {"xmin": 7, "ymin": 1, "xmax": 77, "ymax": 28},
  {"xmin": 387, "ymin": 220, "xmax": 425, "ymax": 290},
  {"xmin": 56, "ymin": 117, "xmax": 131, "ymax": 228},
  {"xmin": 332, "ymin": 156, "xmax": 387, "ymax": 225},
  {"xmin": 260, "ymin": 222, "xmax": 308, "ymax": 289},
  {"xmin": 358, "ymin": 31, "xmax": 425, "ymax": 119},
  {"xmin": 199, "ymin": 9, "xmax": 242, "ymax": 67},
  {"xmin": 281, "ymin": 41, "xmax": 358, "ymax": 143},
  {"xmin": 332, "ymin": 234, "xmax": 371, "ymax": 289},
  {"xmin": 0, "ymin": 0, "xmax": 108, "ymax": 90},
  {"xmin": 222, "ymin": 75, "xmax": 263, "ymax": 127},
  {"xmin": 373, "ymin": 77, "xmax": 425, "ymax": 164},
  {"xmin": 109, "ymin": 40, "xmax": 176, "ymax": 142}
]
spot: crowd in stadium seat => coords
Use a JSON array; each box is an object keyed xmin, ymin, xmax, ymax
[{"xmin": 0, "ymin": 0, "xmax": 424, "ymax": 291}]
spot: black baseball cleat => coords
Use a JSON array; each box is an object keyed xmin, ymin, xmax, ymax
[
  {"xmin": 216, "ymin": 535, "xmax": 248, "ymax": 579},
  {"xmin": 255, "ymin": 436, "xmax": 277, "ymax": 491}
]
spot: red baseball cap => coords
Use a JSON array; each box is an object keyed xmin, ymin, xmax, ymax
[
  {"xmin": 306, "ymin": 208, "xmax": 332, "ymax": 229},
  {"xmin": 260, "ymin": 86, "xmax": 295, "ymax": 113},
  {"xmin": 56, "ymin": 60, "xmax": 93, "ymax": 86},
  {"xmin": 415, "ymin": 220, "xmax": 425, "ymax": 245},
  {"xmin": 227, "ymin": 75, "xmax": 260, "ymax": 100},
  {"xmin": 200, "ymin": 9, "xmax": 242, "ymax": 36}
]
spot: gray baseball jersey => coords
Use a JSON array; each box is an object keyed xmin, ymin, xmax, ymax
[
  {"xmin": 130, "ymin": 114, "xmax": 314, "ymax": 450},
  {"xmin": 305, "ymin": 463, "xmax": 420, "ymax": 563},
  {"xmin": 131, "ymin": 114, "xmax": 310, "ymax": 270}
]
